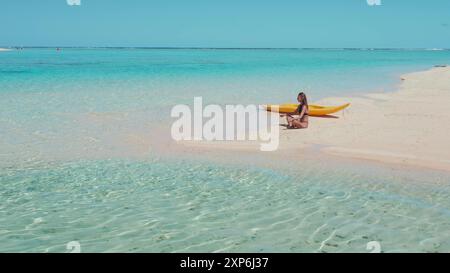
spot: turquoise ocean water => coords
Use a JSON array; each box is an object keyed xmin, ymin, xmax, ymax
[{"xmin": 1, "ymin": 48, "xmax": 450, "ymax": 252}]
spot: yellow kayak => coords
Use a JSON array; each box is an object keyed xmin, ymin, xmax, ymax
[{"xmin": 264, "ymin": 103, "xmax": 350, "ymax": 116}]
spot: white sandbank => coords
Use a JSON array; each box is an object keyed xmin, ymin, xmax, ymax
[{"xmin": 177, "ymin": 67, "xmax": 450, "ymax": 172}]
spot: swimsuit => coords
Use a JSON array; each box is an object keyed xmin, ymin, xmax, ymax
[{"xmin": 295, "ymin": 104, "xmax": 309, "ymax": 119}]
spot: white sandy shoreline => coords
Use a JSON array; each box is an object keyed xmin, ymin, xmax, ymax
[
  {"xmin": 0, "ymin": 48, "xmax": 12, "ymax": 52},
  {"xmin": 175, "ymin": 67, "xmax": 450, "ymax": 172},
  {"xmin": 2, "ymin": 65, "xmax": 448, "ymax": 174}
]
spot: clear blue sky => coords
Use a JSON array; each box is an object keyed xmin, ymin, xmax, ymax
[{"xmin": 1, "ymin": 0, "xmax": 449, "ymax": 48}]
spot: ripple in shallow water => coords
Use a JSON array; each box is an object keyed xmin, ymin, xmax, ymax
[{"xmin": 0, "ymin": 158, "xmax": 449, "ymax": 253}]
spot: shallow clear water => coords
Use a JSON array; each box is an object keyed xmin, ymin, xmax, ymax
[
  {"xmin": 2, "ymin": 48, "xmax": 450, "ymax": 104},
  {"xmin": 1, "ymin": 48, "xmax": 450, "ymax": 252},
  {"xmin": 1, "ymin": 158, "xmax": 449, "ymax": 253}
]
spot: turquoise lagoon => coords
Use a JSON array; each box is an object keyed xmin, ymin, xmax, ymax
[{"xmin": 1, "ymin": 48, "xmax": 450, "ymax": 252}]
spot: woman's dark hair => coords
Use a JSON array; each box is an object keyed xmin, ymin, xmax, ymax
[{"xmin": 298, "ymin": 92, "xmax": 308, "ymax": 109}]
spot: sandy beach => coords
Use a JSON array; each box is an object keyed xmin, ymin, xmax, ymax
[
  {"xmin": 177, "ymin": 67, "xmax": 450, "ymax": 171},
  {"xmin": 0, "ymin": 48, "xmax": 11, "ymax": 51}
]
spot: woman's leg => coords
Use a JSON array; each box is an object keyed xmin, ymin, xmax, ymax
[{"xmin": 291, "ymin": 119, "xmax": 308, "ymax": 129}]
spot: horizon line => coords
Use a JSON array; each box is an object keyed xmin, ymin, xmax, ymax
[{"xmin": 2, "ymin": 46, "xmax": 450, "ymax": 51}]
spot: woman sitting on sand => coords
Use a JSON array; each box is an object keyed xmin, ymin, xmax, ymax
[{"xmin": 286, "ymin": 92, "xmax": 309, "ymax": 129}]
